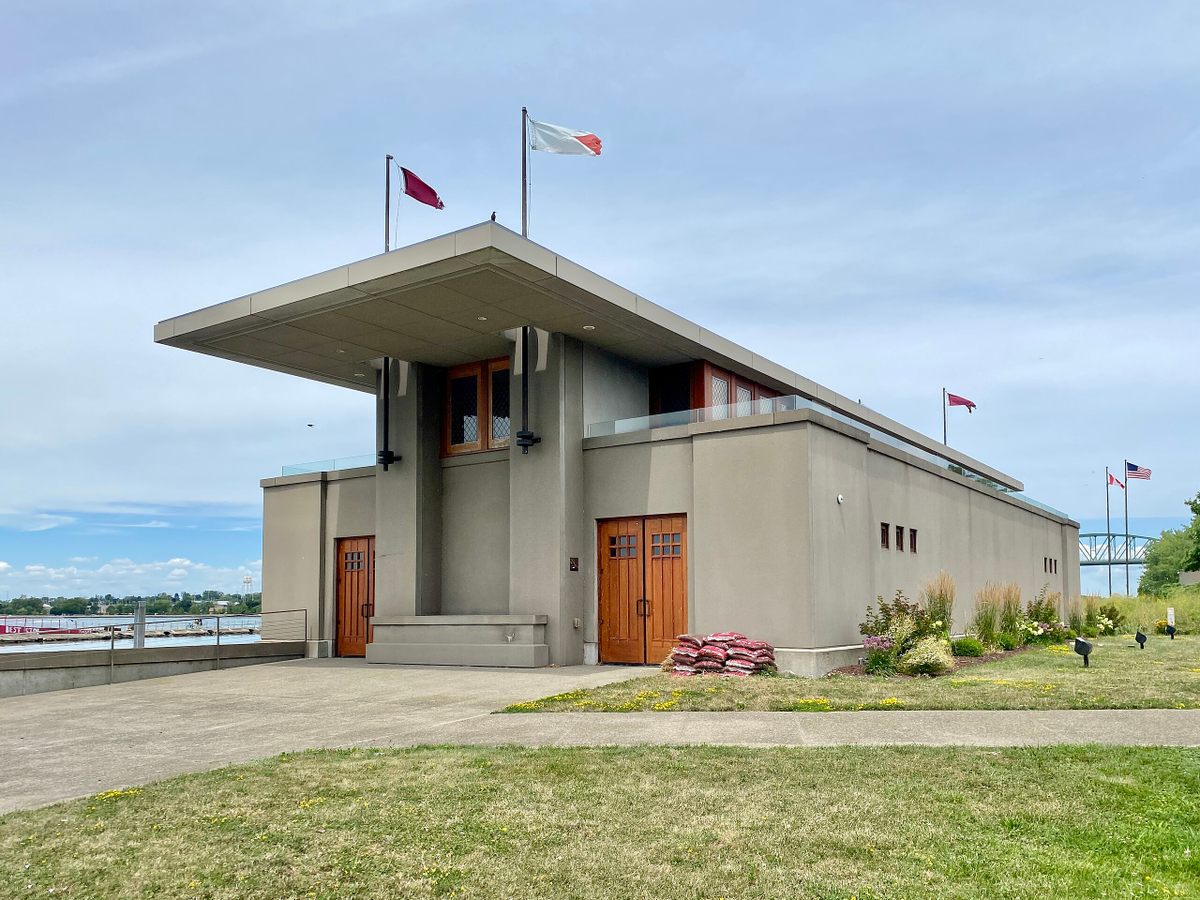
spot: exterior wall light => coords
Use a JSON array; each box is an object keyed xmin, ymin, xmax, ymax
[
  {"xmin": 837, "ymin": 494, "xmax": 845, "ymax": 505},
  {"xmin": 582, "ymin": 324, "xmax": 596, "ymax": 330}
]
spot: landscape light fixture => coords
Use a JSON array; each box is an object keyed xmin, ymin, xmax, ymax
[
  {"xmin": 1073, "ymin": 637, "xmax": 1093, "ymax": 668},
  {"xmin": 1166, "ymin": 624, "xmax": 1177, "ymax": 640},
  {"xmin": 1135, "ymin": 630, "xmax": 1146, "ymax": 649}
]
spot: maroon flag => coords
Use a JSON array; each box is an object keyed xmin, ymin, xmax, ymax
[
  {"xmin": 400, "ymin": 167, "xmax": 444, "ymax": 210},
  {"xmin": 947, "ymin": 392, "xmax": 976, "ymax": 413}
]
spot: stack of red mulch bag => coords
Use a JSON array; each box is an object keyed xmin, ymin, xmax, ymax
[{"xmin": 669, "ymin": 632, "xmax": 776, "ymax": 677}]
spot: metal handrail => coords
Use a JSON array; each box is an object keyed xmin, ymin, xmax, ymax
[{"xmin": 0, "ymin": 608, "xmax": 309, "ymax": 684}]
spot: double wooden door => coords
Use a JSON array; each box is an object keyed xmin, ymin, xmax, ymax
[
  {"xmin": 597, "ymin": 516, "xmax": 687, "ymax": 664},
  {"xmin": 336, "ymin": 536, "xmax": 375, "ymax": 657}
]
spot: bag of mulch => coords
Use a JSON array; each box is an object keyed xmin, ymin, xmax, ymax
[
  {"xmin": 672, "ymin": 664, "xmax": 698, "ymax": 676},
  {"xmin": 672, "ymin": 647, "xmax": 700, "ymax": 664},
  {"xmin": 694, "ymin": 659, "xmax": 723, "ymax": 672},
  {"xmin": 727, "ymin": 647, "xmax": 758, "ymax": 662},
  {"xmin": 698, "ymin": 644, "xmax": 729, "ymax": 662},
  {"xmin": 707, "ymin": 631, "xmax": 745, "ymax": 643},
  {"xmin": 724, "ymin": 658, "xmax": 760, "ymax": 673},
  {"xmin": 676, "ymin": 634, "xmax": 704, "ymax": 648},
  {"xmin": 722, "ymin": 667, "xmax": 753, "ymax": 677}
]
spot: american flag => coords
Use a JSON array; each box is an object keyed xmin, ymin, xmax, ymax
[{"xmin": 1126, "ymin": 461, "xmax": 1152, "ymax": 480}]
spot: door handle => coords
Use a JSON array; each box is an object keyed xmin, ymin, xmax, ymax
[
  {"xmin": 636, "ymin": 598, "xmax": 651, "ymax": 617},
  {"xmin": 360, "ymin": 603, "xmax": 374, "ymax": 620}
]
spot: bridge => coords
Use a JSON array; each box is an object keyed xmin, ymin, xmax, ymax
[{"xmin": 1078, "ymin": 533, "xmax": 1157, "ymax": 567}]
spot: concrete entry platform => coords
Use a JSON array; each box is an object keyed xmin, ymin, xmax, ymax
[{"xmin": 368, "ymin": 614, "xmax": 549, "ymax": 667}]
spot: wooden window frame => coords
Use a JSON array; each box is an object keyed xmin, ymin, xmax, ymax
[
  {"xmin": 486, "ymin": 358, "xmax": 511, "ymax": 450},
  {"xmin": 443, "ymin": 357, "xmax": 510, "ymax": 457}
]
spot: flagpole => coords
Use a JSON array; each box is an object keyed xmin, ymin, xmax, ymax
[
  {"xmin": 1105, "ymin": 466, "xmax": 1112, "ymax": 597},
  {"xmin": 384, "ymin": 154, "xmax": 393, "ymax": 252},
  {"xmin": 942, "ymin": 388, "xmax": 947, "ymax": 445},
  {"xmin": 521, "ymin": 107, "xmax": 529, "ymax": 237},
  {"xmin": 1124, "ymin": 459, "xmax": 1130, "ymax": 595}
]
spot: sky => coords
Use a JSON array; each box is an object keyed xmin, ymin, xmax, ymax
[{"xmin": 1, "ymin": 1, "xmax": 1197, "ymax": 598}]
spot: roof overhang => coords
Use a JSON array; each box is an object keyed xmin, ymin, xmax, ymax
[{"xmin": 155, "ymin": 221, "xmax": 1023, "ymax": 491}]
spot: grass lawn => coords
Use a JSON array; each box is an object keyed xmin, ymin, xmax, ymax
[
  {"xmin": 2, "ymin": 745, "xmax": 1197, "ymax": 899},
  {"xmin": 505, "ymin": 636, "xmax": 1200, "ymax": 712}
]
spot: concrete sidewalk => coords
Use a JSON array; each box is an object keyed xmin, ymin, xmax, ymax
[{"xmin": 2, "ymin": 659, "xmax": 1198, "ymax": 814}]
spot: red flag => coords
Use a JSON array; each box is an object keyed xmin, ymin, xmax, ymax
[
  {"xmin": 1108, "ymin": 472, "xmax": 1125, "ymax": 490},
  {"xmin": 946, "ymin": 392, "xmax": 976, "ymax": 413},
  {"xmin": 400, "ymin": 167, "xmax": 444, "ymax": 210}
]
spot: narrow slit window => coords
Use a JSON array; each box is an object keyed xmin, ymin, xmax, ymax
[
  {"xmin": 896, "ymin": 525, "xmax": 904, "ymax": 551},
  {"xmin": 711, "ymin": 375, "xmax": 730, "ymax": 420},
  {"xmin": 880, "ymin": 522, "xmax": 890, "ymax": 550},
  {"xmin": 909, "ymin": 528, "xmax": 918, "ymax": 554}
]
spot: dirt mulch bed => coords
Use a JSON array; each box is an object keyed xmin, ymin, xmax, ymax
[{"xmin": 828, "ymin": 644, "xmax": 1034, "ymax": 678}]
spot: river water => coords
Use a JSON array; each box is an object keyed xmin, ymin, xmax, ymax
[{"xmin": 0, "ymin": 615, "xmax": 263, "ymax": 654}]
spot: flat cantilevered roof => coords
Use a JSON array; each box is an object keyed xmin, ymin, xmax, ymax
[{"xmin": 155, "ymin": 221, "xmax": 1022, "ymax": 491}]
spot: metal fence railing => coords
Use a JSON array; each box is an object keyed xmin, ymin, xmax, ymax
[{"xmin": 0, "ymin": 609, "xmax": 308, "ymax": 682}]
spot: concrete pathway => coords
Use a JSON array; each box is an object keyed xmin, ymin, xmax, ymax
[{"xmin": 3, "ymin": 659, "xmax": 1199, "ymax": 814}]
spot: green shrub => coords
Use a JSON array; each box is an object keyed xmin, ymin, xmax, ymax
[
  {"xmin": 896, "ymin": 637, "xmax": 954, "ymax": 676},
  {"xmin": 1084, "ymin": 596, "xmax": 1101, "ymax": 631},
  {"xmin": 920, "ymin": 571, "xmax": 956, "ymax": 636},
  {"xmin": 997, "ymin": 632, "xmax": 1020, "ymax": 651},
  {"xmin": 864, "ymin": 648, "xmax": 896, "ymax": 676},
  {"xmin": 860, "ymin": 590, "xmax": 928, "ymax": 641},
  {"xmin": 951, "ymin": 637, "xmax": 985, "ymax": 657},
  {"xmin": 1026, "ymin": 585, "xmax": 1060, "ymax": 626}
]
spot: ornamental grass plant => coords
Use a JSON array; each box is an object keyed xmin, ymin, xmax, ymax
[
  {"xmin": 920, "ymin": 570, "xmax": 956, "ymax": 636},
  {"xmin": 970, "ymin": 583, "xmax": 1003, "ymax": 646}
]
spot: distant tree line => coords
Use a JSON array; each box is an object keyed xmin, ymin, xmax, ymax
[
  {"xmin": 1139, "ymin": 490, "xmax": 1200, "ymax": 595},
  {"xmin": 0, "ymin": 591, "xmax": 262, "ymax": 617}
]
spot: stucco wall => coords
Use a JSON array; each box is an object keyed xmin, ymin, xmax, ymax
[
  {"xmin": 582, "ymin": 413, "xmax": 1080, "ymax": 653},
  {"xmin": 581, "ymin": 344, "xmax": 648, "ymax": 431},
  {"xmin": 441, "ymin": 457, "xmax": 510, "ymax": 614},
  {"xmin": 262, "ymin": 469, "xmax": 376, "ymax": 643},
  {"xmin": 863, "ymin": 443, "xmax": 1077, "ymax": 635}
]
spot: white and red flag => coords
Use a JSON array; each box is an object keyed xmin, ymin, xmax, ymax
[
  {"xmin": 400, "ymin": 167, "xmax": 444, "ymax": 210},
  {"xmin": 528, "ymin": 118, "xmax": 602, "ymax": 156},
  {"xmin": 1108, "ymin": 472, "xmax": 1125, "ymax": 490},
  {"xmin": 946, "ymin": 392, "xmax": 976, "ymax": 413}
]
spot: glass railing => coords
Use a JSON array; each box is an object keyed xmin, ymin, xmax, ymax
[
  {"xmin": 281, "ymin": 454, "xmax": 375, "ymax": 476},
  {"xmin": 586, "ymin": 396, "xmax": 1069, "ymax": 518}
]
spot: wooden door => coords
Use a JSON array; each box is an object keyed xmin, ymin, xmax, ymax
[
  {"xmin": 644, "ymin": 516, "xmax": 687, "ymax": 663},
  {"xmin": 336, "ymin": 536, "xmax": 374, "ymax": 657},
  {"xmin": 598, "ymin": 516, "xmax": 687, "ymax": 664},
  {"xmin": 597, "ymin": 518, "xmax": 645, "ymax": 663}
]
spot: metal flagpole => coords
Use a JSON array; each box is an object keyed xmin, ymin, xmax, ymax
[
  {"xmin": 942, "ymin": 388, "xmax": 947, "ymax": 445},
  {"xmin": 1105, "ymin": 466, "xmax": 1112, "ymax": 597},
  {"xmin": 521, "ymin": 107, "xmax": 529, "ymax": 237},
  {"xmin": 1124, "ymin": 458, "xmax": 1130, "ymax": 595},
  {"xmin": 385, "ymin": 154, "xmax": 394, "ymax": 252}
]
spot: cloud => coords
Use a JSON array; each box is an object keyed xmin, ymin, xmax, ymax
[
  {"xmin": 0, "ymin": 512, "xmax": 76, "ymax": 532},
  {"xmin": 0, "ymin": 555, "xmax": 261, "ymax": 597},
  {"xmin": 68, "ymin": 556, "xmax": 98, "ymax": 563},
  {"xmin": 112, "ymin": 520, "xmax": 171, "ymax": 529}
]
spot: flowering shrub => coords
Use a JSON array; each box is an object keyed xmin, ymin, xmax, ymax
[
  {"xmin": 862, "ymin": 634, "xmax": 896, "ymax": 676},
  {"xmin": 897, "ymin": 636, "xmax": 954, "ymax": 676},
  {"xmin": 860, "ymin": 590, "xmax": 931, "ymax": 639}
]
